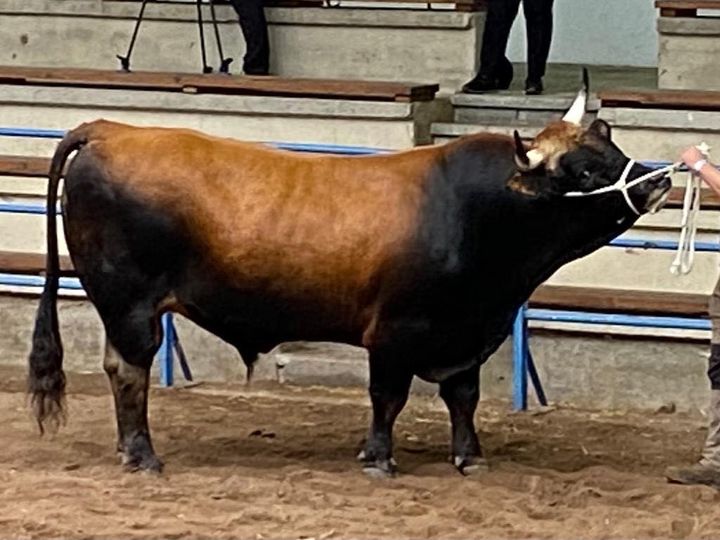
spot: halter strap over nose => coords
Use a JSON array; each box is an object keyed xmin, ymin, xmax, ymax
[{"xmin": 563, "ymin": 159, "xmax": 679, "ymax": 215}]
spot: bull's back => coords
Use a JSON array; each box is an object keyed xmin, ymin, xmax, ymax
[{"xmin": 63, "ymin": 122, "xmax": 441, "ymax": 344}]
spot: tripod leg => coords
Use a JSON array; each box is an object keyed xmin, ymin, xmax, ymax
[
  {"xmin": 196, "ymin": 0, "xmax": 213, "ymax": 73},
  {"xmin": 116, "ymin": 0, "xmax": 150, "ymax": 72},
  {"xmin": 209, "ymin": 0, "xmax": 233, "ymax": 74}
]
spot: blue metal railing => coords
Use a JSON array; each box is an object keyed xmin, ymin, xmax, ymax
[
  {"xmin": 1, "ymin": 125, "xmax": 713, "ymax": 407},
  {"xmin": 0, "ymin": 127, "xmax": 392, "ymax": 387}
]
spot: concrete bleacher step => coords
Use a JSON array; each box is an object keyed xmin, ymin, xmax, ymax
[
  {"xmin": 431, "ymin": 91, "xmax": 600, "ymax": 144},
  {"xmin": 450, "ymin": 92, "xmax": 601, "ymax": 124},
  {"xmin": 431, "ymin": 120, "xmax": 541, "ymax": 144}
]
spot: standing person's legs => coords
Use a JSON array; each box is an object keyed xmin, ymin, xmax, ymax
[
  {"xmin": 522, "ymin": 0, "xmax": 554, "ymax": 94},
  {"xmin": 665, "ymin": 280, "xmax": 720, "ymax": 489},
  {"xmin": 228, "ymin": 0, "xmax": 270, "ymax": 75},
  {"xmin": 462, "ymin": 0, "xmax": 521, "ymax": 93}
]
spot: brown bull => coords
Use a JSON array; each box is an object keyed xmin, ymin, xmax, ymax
[{"xmin": 28, "ymin": 85, "xmax": 671, "ymax": 476}]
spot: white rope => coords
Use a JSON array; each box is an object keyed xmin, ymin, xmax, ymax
[{"xmin": 670, "ymin": 143, "xmax": 710, "ymax": 276}]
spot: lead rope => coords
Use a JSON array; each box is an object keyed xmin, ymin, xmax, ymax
[{"xmin": 670, "ymin": 143, "xmax": 710, "ymax": 275}]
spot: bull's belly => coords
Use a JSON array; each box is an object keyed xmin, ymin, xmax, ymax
[{"xmin": 174, "ymin": 278, "xmax": 366, "ymax": 353}]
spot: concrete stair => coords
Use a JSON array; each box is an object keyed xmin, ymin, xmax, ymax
[{"xmin": 431, "ymin": 91, "xmax": 601, "ymax": 144}]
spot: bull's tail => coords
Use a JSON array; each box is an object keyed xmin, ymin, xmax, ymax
[{"xmin": 28, "ymin": 126, "xmax": 89, "ymax": 434}]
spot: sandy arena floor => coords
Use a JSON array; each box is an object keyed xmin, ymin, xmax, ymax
[{"xmin": 0, "ymin": 365, "xmax": 719, "ymax": 539}]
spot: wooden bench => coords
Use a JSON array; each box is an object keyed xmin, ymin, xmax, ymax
[
  {"xmin": 0, "ymin": 66, "xmax": 439, "ymax": 103},
  {"xmin": 0, "ymin": 251, "xmax": 75, "ymax": 278},
  {"xmin": 530, "ymin": 285, "xmax": 708, "ymax": 318},
  {"xmin": 656, "ymin": 0, "xmax": 720, "ymax": 17},
  {"xmin": 599, "ymin": 88, "xmax": 720, "ymax": 113},
  {"xmin": 2, "ymin": 153, "xmax": 718, "ymax": 210},
  {"xmin": 317, "ymin": 0, "xmax": 485, "ymax": 11},
  {"xmin": 135, "ymin": 0, "xmax": 487, "ymax": 12},
  {"xmin": 0, "ymin": 154, "xmax": 714, "ymax": 318},
  {"xmin": 0, "ymin": 249, "xmax": 707, "ymax": 318}
]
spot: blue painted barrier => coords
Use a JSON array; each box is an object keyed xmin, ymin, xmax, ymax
[{"xmin": 0, "ymin": 125, "xmax": 713, "ymax": 409}]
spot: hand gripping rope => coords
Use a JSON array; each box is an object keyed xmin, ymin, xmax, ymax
[{"xmin": 670, "ymin": 143, "xmax": 710, "ymax": 276}]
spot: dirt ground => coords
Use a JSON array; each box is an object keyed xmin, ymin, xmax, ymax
[{"xmin": 0, "ymin": 365, "xmax": 719, "ymax": 540}]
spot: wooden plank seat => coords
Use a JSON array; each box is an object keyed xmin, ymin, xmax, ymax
[
  {"xmin": 316, "ymin": 0, "xmax": 486, "ymax": 11},
  {"xmin": 0, "ymin": 158, "xmax": 709, "ymax": 315},
  {"xmin": 0, "ymin": 251, "xmax": 75, "ymax": 278},
  {"xmin": 116, "ymin": 0, "xmax": 486, "ymax": 12},
  {"xmin": 599, "ymin": 88, "xmax": 720, "ymax": 113},
  {"xmin": 0, "ymin": 249, "xmax": 707, "ymax": 318},
  {"xmin": 0, "ymin": 66, "xmax": 439, "ymax": 103},
  {"xmin": 530, "ymin": 285, "xmax": 709, "ymax": 318},
  {"xmin": 0, "ymin": 154, "xmax": 718, "ymax": 209},
  {"xmin": 656, "ymin": 0, "xmax": 720, "ymax": 17}
]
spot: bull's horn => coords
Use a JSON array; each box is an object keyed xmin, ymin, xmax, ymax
[
  {"xmin": 562, "ymin": 87, "xmax": 587, "ymax": 126},
  {"xmin": 514, "ymin": 130, "xmax": 544, "ymax": 171},
  {"xmin": 563, "ymin": 69, "xmax": 588, "ymax": 126}
]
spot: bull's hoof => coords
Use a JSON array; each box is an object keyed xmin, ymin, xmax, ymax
[
  {"xmin": 358, "ymin": 450, "xmax": 397, "ymax": 478},
  {"xmin": 665, "ymin": 463, "xmax": 720, "ymax": 489},
  {"xmin": 122, "ymin": 453, "xmax": 164, "ymax": 474},
  {"xmin": 453, "ymin": 455, "xmax": 489, "ymax": 476},
  {"xmin": 362, "ymin": 459, "xmax": 398, "ymax": 479}
]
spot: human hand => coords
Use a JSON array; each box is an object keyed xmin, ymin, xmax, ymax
[{"xmin": 681, "ymin": 146, "xmax": 705, "ymax": 169}]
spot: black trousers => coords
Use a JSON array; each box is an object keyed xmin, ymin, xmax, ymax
[
  {"xmin": 708, "ymin": 279, "xmax": 720, "ymax": 389},
  {"xmin": 228, "ymin": 0, "xmax": 270, "ymax": 75},
  {"xmin": 479, "ymin": 0, "xmax": 554, "ymax": 82}
]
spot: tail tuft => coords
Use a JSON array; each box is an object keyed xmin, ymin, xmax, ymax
[{"xmin": 27, "ymin": 283, "xmax": 66, "ymax": 435}]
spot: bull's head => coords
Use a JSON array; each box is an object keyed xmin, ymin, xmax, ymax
[{"xmin": 510, "ymin": 72, "xmax": 671, "ymax": 215}]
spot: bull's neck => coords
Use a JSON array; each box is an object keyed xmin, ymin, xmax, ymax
[{"xmin": 459, "ymin": 189, "xmax": 635, "ymax": 305}]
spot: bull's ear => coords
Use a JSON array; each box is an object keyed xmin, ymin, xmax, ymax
[{"xmin": 588, "ymin": 119, "xmax": 612, "ymax": 141}]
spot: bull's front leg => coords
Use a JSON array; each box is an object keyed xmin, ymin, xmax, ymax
[
  {"xmin": 358, "ymin": 351, "xmax": 413, "ymax": 478},
  {"xmin": 439, "ymin": 363, "xmax": 488, "ymax": 475}
]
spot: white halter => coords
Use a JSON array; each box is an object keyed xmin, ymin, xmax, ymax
[{"xmin": 563, "ymin": 160, "xmax": 679, "ymax": 215}]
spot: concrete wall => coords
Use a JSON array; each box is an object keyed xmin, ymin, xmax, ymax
[
  {"xmin": 0, "ymin": 294, "xmax": 711, "ymax": 412},
  {"xmin": 598, "ymin": 107, "xmax": 720, "ymax": 163},
  {"xmin": 0, "ymin": 85, "xmax": 445, "ymax": 152},
  {"xmin": 507, "ymin": 0, "xmax": 658, "ymax": 68},
  {"xmin": 657, "ymin": 17, "xmax": 720, "ymax": 91},
  {"xmin": 0, "ymin": 0, "xmax": 484, "ymax": 91}
]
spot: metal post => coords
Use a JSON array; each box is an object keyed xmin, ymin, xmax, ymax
[
  {"xmin": 172, "ymin": 324, "xmax": 193, "ymax": 382},
  {"xmin": 512, "ymin": 305, "xmax": 528, "ymax": 411},
  {"xmin": 196, "ymin": 0, "xmax": 213, "ymax": 73},
  {"xmin": 526, "ymin": 348, "xmax": 548, "ymax": 406},
  {"xmin": 209, "ymin": 0, "xmax": 233, "ymax": 73},
  {"xmin": 158, "ymin": 313, "xmax": 175, "ymax": 387},
  {"xmin": 116, "ymin": 0, "xmax": 150, "ymax": 71}
]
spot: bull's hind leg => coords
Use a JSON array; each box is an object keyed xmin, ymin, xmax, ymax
[
  {"xmin": 438, "ymin": 363, "xmax": 488, "ymax": 475},
  {"xmin": 102, "ymin": 306, "xmax": 163, "ymax": 472}
]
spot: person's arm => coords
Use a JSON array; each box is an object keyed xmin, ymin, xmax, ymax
[{"xmin": 681, "ymin": 146, "xmax": 720, "ymax": 196}]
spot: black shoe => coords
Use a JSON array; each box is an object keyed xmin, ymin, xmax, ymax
[
  {"xmin": 525, "ymin": 79, "xmax": 544, "ymax": 95},
  {"xmin": 462, "ymin": 73, "xmax": 512, "ymax": 94}
]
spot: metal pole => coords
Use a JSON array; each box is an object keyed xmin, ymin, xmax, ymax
[
  {"xmin": 208, "ymin": 0, "xmax": 233, "ymax": 73},
  {"xmin": 158, "ymin": 313, "xmax": 175, "ymax": 387},
  {"xmin": 512, "ymin": 305, "xmax": 528, "ymax": 411},
  {"xmin": 173, "ymin": 325, "xmax": 193, "ymax": 382},
  {"xmin": 526, "ymin": 348, "xmax": 548, "ymax": 406},
  {"xmin": 525, "ymin": 308, "xmax": 711, "ymax": 331},
  {"xmin": 196, "ymin": 0, "xmax": 212, "ymax": 73},
  {"xmin": 116, "ymin": 0, "xmax": 151, "ymax": 71}
]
